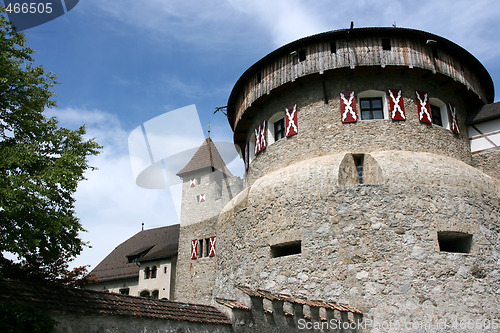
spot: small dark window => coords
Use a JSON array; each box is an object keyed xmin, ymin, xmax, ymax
[
  {"xmin": 382, "ymin": 39, "xmax": 391, "ymax": 50},
  {"xmin": 257, "ymin": 72, "xmax": 262, "ymax": 83},
  {"xmin": 360, "ymin": 97, "xmax": 384, "ymax": 120},
  {"xmin": 274, "ymin": 118, "xmax": 285, "ymax": 141},
  {"xmin": 198, "ymin": 239, "xmax": 204, "ymax": 258},
  {"xmin": 271, "ymin": 241, "xmax": 301, "ymax": 258},
  {"xmin": 431, "ymin": 46, "xmax": 439, "ymax": 58},
  {"xmin": 164, "ymin": 266, "xmax": 167, "ymax": 274},
  {"xmin": 353, "ymin": 154, "xmax": 364, "ymax": 184},
  {"xmin": 151, "ymin": 266, "xmax": 157, "ymax": 279},
  {"xmin": 119, "ymin": 288, "xmax": 129, "ymax": 295},
  {"xmin": 298, "ymin": 49, "xmax": 306, "ymax": 62},
  {"xmin": 430, "ymin": 105, "xmax": 442, "ymax": 126},
  {"xmin": 144, "ymin": 267, "xmax": 150, "ymax": 279},
  {"xmin": 152, "ymin": 290, "xmax": 159, "ymax": 300},
  {"xmin": 140, "ymin": 290, "xmax": 150, "ymax": 298},
  {"xmin": 438, "ymin": 231, "xmax": 472, "ymax": 253},
  {"xmin": 330, "ymin": 41, "xmax": 337, "ymax": 54}
]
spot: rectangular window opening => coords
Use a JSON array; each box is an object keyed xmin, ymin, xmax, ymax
[
  {"xmin": 257, "ymin": 72, "xmax": 262, "ymax": 83},
  {"xmin": 438, "ymin": 231, "xmax": 472, "ymax": 254},
  {"xmin": 204, "ymin": 238, "xmax": 210, "ymax": 257},
  {"xmin": 330, "ymin": 41, "xmax": 337, "ymax": 54},
  {"xmin": 360, "ymin": 97, "xmax": 384, "ymax": 120},
  {"xmin": 119, "ymin": 288, "xmax": 130, "ymax": 295},
  {"xmin": 382, "ymin": 38, "xmax": 391, "ymax": 50},
  {"xmin": 353, "ymin": 154, "xmax": 364, "ymax": 184},
  {"xmin": 298, "ymin": 49, "xmax": 306, "ymax": 62},
  {"xmin": 430, "ymin": 105, "xmax": 443, "ymax": 126},
  {"xmin": 271, "ymin": 241, "xmax": 302, "ymax": 258}
]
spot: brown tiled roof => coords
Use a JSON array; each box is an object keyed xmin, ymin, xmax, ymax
[
  {"xmin": 467, "ymin": 101, "xmax": 500, "ymax": 124},
  {"xmin": 90, "ymin": 224, "xmax": 180, "ymax": 282},
  {"xmin": 0, "ymin": 279, "xmax": 232, "ymax": 325},
  {"xmin": 177, "ymin": 137, "xmax": 233, "ymax": 177}
]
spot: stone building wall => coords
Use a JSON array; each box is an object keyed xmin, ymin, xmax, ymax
[
  {"xmin": 175, "ymin": 216, "xmax": 219, "ymax": 304},
  {"xmin": 244, "ymin": 70, "xmax": 473, "ymax": 186},
  {"xmin": 215, "ymin": 151, "xmax": 500, "ymax": 327},
  {"xmin": 472, "ymin": 147, "xmax": 500, "ymax": 179}
]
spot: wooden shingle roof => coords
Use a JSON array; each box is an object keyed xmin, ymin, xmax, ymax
[
  {"xmin": 176, "ymin": 137, "xmax": 233, "ymax": 178},
  {"xmin": 90, "ymin": 224, "xmax": 179, "ymax": 282},
  {"xmin": 0, "ymin": 279, "xmax": 232, "ymax": 325}
]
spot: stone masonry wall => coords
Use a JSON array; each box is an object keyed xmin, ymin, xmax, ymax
[
  {"xmin": 175, "ymin": 216, "xmax": 219, "ymax": 305},
  {"xmin": 472, "ymin": 147, "xmax": 500, "ymax": 179},
  {"xmin": 245, "ymin": 71, "xmax": 473, "ymax": 186},
  {"xmin": 215, "ymin": 151, "xmax": 500, "ymax": 332}
]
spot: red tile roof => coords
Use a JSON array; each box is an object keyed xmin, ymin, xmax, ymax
[
  {"xmin": 90, "ymin": 224, "xmax": 179, "ymax": 282},
  {"xmin": 177, "ymin": 138, "xmax": 233, "ymax": 177},
  {"xmin": 0, "ymin": 279, "xmax": 232, "ymax": 325}
]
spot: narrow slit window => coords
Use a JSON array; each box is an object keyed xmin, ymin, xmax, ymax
[
  {"xmin": 353, "ymin": 154, "xmax": 364, "ymax": 184},
  {"xmin": 198, "ymin": 239, "xmax": 204, "ymax": 258},
  {"xmin": 271, "ymin": 241, "xmax": 301, "ymax": 258},
  {"xmin": 382, "ymin": 38, "xmax": 391, "ymax": 50},
  {"xmin": 437, "ymin": 231, "xmax": 472, "ymax": 253},
  {"xmin": 257, "ymin": 72, "xmax": 262, "ymax": 83}
]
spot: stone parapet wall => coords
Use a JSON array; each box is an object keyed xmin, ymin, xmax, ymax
[{"xmin": 472, "ymin": 147, "xmax": 500, "ymax": 180}]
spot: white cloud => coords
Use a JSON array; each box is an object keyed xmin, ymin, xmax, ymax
[{"xmin": 48, "ymin": 107, "xmax": 179, "ymax": 270}]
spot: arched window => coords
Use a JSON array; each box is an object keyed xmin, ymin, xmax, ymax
[
  {"xmin": 429, "ymin": 98, "xmax": 449, "ymax": 129},
  {"xmin": 358, "ymin": 90, "xmax": 388, "ymax": 120},
  {"xmin": 140, "ymin": 290, "xmax": 150, "ymax": 298},
  {"xmin": 151, "ymin": 266, "xmax": 157, "ymax": 279},
  {"xmin": 152, "ymin": 290, "xmax": 159, "ymax": 300},
  {"xmin": 144, "ymin": 266, "xmax": 150, "ymax": 279},
  {"xmin": 268, "ymin": 112, "xmax": 286, "ymax": 145}
]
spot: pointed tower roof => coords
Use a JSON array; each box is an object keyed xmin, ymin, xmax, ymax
[{"xmin": 176, "ymin": 137, "xmax": 233, "ymax": 178}]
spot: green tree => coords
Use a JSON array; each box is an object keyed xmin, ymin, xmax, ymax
[{"xmin": 0, "ymin": 11, "xmax": 101, "ymax": 282}]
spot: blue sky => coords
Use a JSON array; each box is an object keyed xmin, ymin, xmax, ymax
[{"xmin": 7, "ymin": 0, "xmax": 500, "ymax": 269}]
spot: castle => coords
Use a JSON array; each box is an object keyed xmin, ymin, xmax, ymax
[{"xmin": 88, "ymin": 27, "xmax": 499, "ymax": 331}]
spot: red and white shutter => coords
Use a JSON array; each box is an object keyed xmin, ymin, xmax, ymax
[
  {"xmin": 208, "ymin": 236, "xmax": 216, "ymax": 257},
  {"xmin": 340, "ymin": 91, "xmax": 357, "ymax": 123},
  {"xmin": 189, "ymin": 178, "xmax": 196, "ymax": 187},
  {"xmin": 190, "ymin": 239, "xmax": 198, "ymax": 260},
  {"xmin": 244, "ymin": 142, "xmax": 249, "ymax": 171},
  {"xmin": 415, "ymin": 90, "xmax": 432, "ymax": 123},
  {"xmin": 199, "ymin": 193, "xmax": 206, "ymax": 202},
  {"xmin": 285, "ymin": 104, "xmax": 298, "ymax": 137},
  {"xmin": 448, "ymin": 103, "xmax": 460, "ymax": 134},
  {"xmin": 388, "ymin": 89, "xmax": 405, "ymax": 120},
  {"xmin": 254, "ymin": 121, "xmax": 267, "ymax": 155}
]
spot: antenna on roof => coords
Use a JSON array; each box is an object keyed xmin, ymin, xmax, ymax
[
  {"xmin": 350, "ymin": 21, "xmax": 354, "ymax": 30},
  {"xmin": 141, "ymin": 222, "xmax": 144, "ymax": 231}
]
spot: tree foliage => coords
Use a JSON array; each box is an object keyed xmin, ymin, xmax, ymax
[{"xmin": 0, "ymin": 11, "xmax": 101, "ymax": 281}]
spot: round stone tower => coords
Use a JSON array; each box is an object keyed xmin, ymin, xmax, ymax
[{"xmin": 215, "ymin": 27, "xmax": 499, "ymax": 327}]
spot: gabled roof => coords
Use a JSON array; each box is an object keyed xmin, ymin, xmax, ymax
[
  {"xmin": 0, "ymin": 279, "xmax": 232, "ymax": 325},
  {"xmin": 176, "ymin": 137, "xmax": 233, "ymax": 178},
  {"xmin": 467, "ymin": 101, "xmax": 500, "ymax": 125},
  {"xmin": 90, "ymin": 224, "xmax": 180, "ymax": 282}
]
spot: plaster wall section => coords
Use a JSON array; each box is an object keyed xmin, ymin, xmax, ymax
[{"xmin": 138, "ymin": 258, "xmax": 174, "ymax": 299}]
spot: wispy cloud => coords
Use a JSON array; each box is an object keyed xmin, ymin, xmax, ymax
[{"xmin": 47, "ymin": 107, "xmax": 178, "ymax": 269}]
